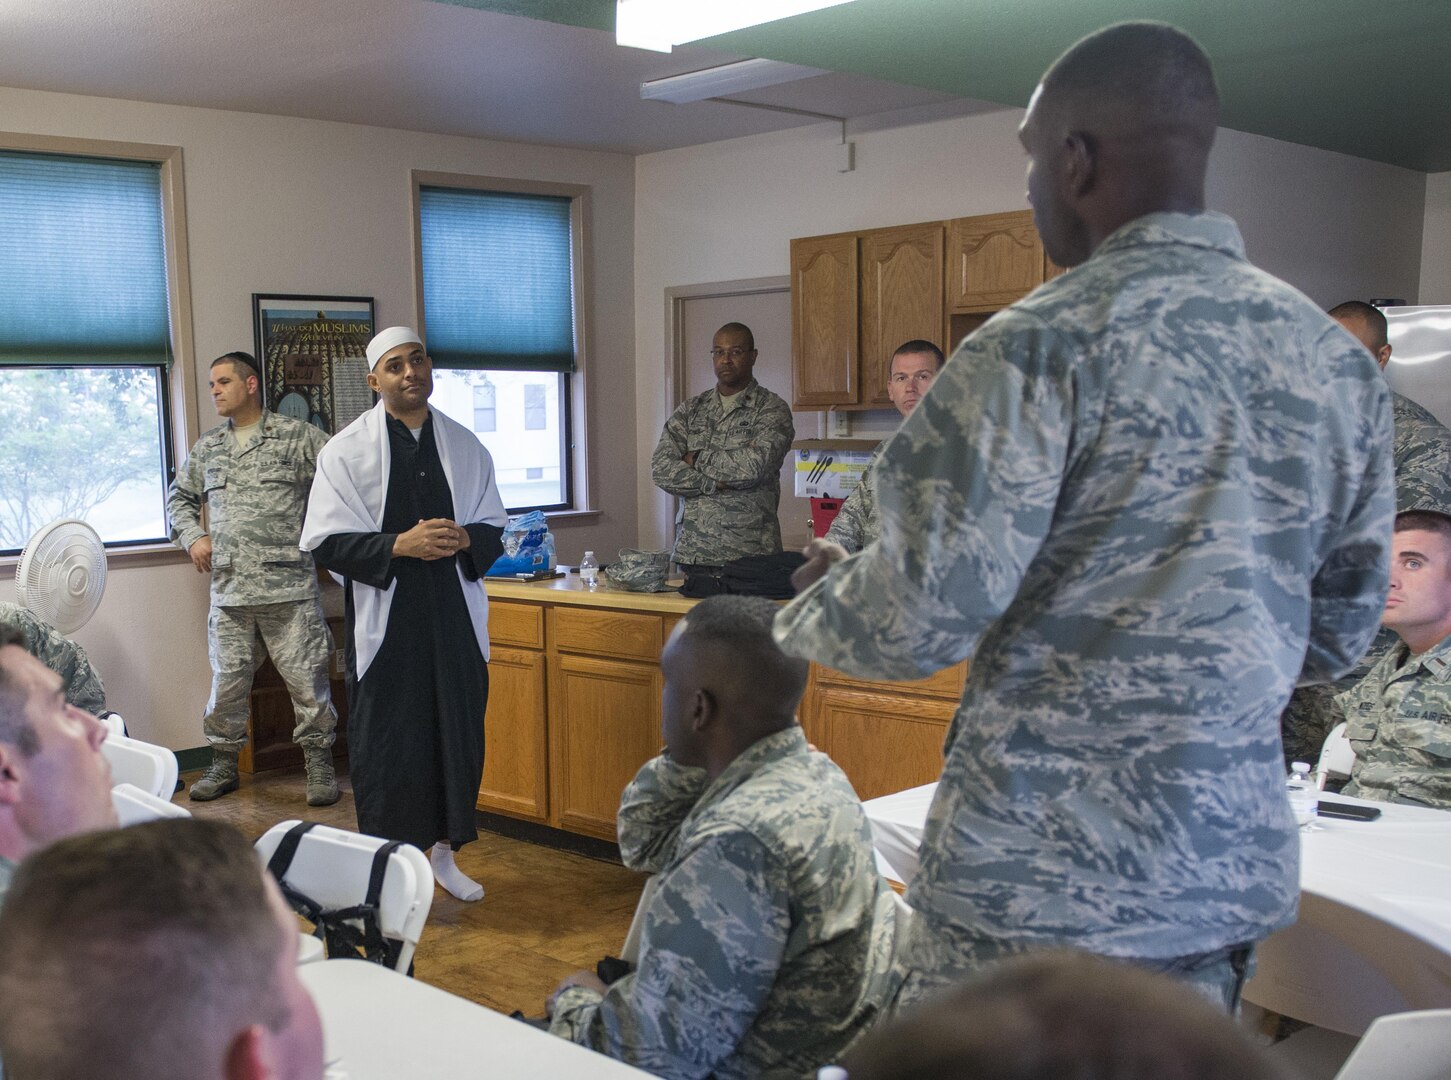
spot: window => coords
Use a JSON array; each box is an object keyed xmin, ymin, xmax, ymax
[
  {"xmin": 471, "ymin": 379, "xmax": 497, "ymax": 433},
  {"xmin": 523, "ymin": 384, "xmax": 547, "ymax": 431},
  {"xmin": 0, "ymin": 143, "xmax": 193, "ymax": 555},
  {"xmin": 414, "ymin": 175, "xmax": 586, "ymax": 513}
]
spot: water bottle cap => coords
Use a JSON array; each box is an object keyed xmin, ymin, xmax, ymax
[
  {"xmin": 1291, "ymin": 761, "xmax": 1311, "ymax": 775},
  {"xmin": 584, "ymin": 551, "xmax": 595, "ymax": 557}
]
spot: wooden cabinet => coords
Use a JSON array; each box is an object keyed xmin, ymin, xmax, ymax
[
  {"xmin": 792, "ymin": 209, "xmax": 1058, "ymax": 408},
  {"xmin": 803, "ymin": 661, "xmax": 967, "ymax": 801},
  {"xmin": 860, "ymin": 223, "xmax": 945, "ymax": 408},
  {"xmin": 790, "ymin": 232, "xmax": 859, "ymax": 407},
  {"xmin": 242, "ymin": 616, "xmax": 349, "ymax": 774},
  {"xmin": 479, "ymin": 581, "xmax": 965, "ymax": 843}
]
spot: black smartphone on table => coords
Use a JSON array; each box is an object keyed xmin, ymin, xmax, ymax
[{"xmin": 1316, "ymin": 801, "xmax": 1382, "ymax": 821}]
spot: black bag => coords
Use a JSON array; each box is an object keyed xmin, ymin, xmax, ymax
[{"xmin": 264, "ymin": 820, "xmax": 407, "ymax": 971}]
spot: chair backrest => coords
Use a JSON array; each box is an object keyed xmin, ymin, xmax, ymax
[
  {"xmin": 101, "ymin": 734, "xmax": 178, "ymax": 800},
  {"xmin": 1334, "ymin": 1008, "xmax": 1451, "ymax": 1080},
  {"xmin": 100, "ymin": 713, "xmax": 126, "ymax": 738},
  {"xmin": 254, "ymin": 820, "xmax": 433, "ymax": 973},
  {"xmin": 111, "ymin": 782, "xmax": 191, "ymax": 827},
  {"xmin": 1318, "ymin": 722, "xmax": 1357, "ymax": 780}
]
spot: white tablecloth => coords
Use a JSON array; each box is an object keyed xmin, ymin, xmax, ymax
[
  {"xmin": 863, "ymin": 783, "xmax": 1451, "ymax": 1034},
  {"xmin": 301, "ymin": 959, "xmax": 653, "ymax": 1079}
]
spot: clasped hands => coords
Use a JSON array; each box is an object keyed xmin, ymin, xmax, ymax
[{"xmin": 393, "ymin": 518, "xmax": 470, "ymax": 560}]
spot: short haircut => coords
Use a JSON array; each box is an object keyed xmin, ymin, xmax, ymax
[
  {"xmin": 681, "ymin": 594, "xmax": 807, "ymax": 709},
  {"xmin": 1396, "ymin": 510, "xmax": 1451, "ymax": 539},
  {"xmin": 0, "ymin": 820, "xmax": 289, "ymax": 1080},
  {"xmin": 0, "ymin": 629, "xmax": 38, "ymax": 756},
  {"xmin": 1041, "ymin": 22, "xmax": 1219, "ymax": 148},
  {"xmin": 1328, "ymin": 301, "xmax": 1389, "ymax": 350},
  {"xmin": 893, "ymin": 339, "xmax": 946, "ymax": 369},
  {"xmin": 841, "ymin": 951, "xmax": 1286, "ymax": 1080},
  {"xmin": 211, "ymin": 350, "xmax": 262, "ymax": 382},
  {"xmin": 715, "ymin": 322, "xmax": 756, "ymax": 351}
]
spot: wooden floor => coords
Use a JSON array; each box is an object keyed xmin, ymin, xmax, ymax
[{"xmin": 177, "ymin": 762, "xmax": 645, "ymax": 1017}]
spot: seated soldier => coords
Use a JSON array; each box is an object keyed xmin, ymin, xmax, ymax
[
  {"xmin": 0, "ymin": 603, "xmax": 107, "ymax": 717},
  {"xmin": 838, "ymin": 951, "xmax": 1285, "ymax": 1080},
  {"xmin": 0, "ymin": 819, "xmax": 324, "ymax": 1080},
  {"xmin": 0, "ymin": 626, "xmax": 116, "ymax": 906},
  {"xmin": 545, "ymin": 594, "xmax": 898, "ymax": 1079},
  {"xmin": 1338, "ymin": 509, "xmax": 1451, "ymax": 809}
]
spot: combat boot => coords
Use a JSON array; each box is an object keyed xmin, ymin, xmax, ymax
[
  {"xmin": 188, "ymin": 749, "xmax": 240, "ymax": 801},
  {"xmin": 303, "ymin": 746, "xmax": 340, "ymax": 807}
]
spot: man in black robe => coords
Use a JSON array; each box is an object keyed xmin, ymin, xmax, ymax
[{"xmin": 303, "ymin": 326, "xmax": 506, "ymax": 902}]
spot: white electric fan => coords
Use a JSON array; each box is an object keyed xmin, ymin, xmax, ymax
[{"xmin": 14, "ymin": 518, "xmax": 108, "ymax": 634}]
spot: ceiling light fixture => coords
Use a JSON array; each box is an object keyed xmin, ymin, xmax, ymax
[
  {"xmin": 640, "ymin": 58, "xmax": 829, "ymax": 104},
  {"xmin": 617, "ymin": 0, "xmax": 859, "ymax": 53}
]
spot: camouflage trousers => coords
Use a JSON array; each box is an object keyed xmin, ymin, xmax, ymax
[
  {"xmin": 893, "ymin": 935, "xmax": 1256, "ymax": 1016},
  {"xmin": 203, "ymin": 600, "xmax": 336, "ymax": 752}
]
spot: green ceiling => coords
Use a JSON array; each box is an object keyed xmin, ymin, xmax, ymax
[{"xmin": 441, "ymin": 0, "xmax": 1451, "ymax": 172}]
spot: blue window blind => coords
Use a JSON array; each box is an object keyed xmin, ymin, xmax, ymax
[
  {"xmin": 419, "ymin": 187, "xmax": 576, "ymax": 372},
  {"xmin": 0, "ymin": 151, "xmax": 171, "ymax": 366}
]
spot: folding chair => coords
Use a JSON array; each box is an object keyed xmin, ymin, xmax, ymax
[
  {"xmin": 101, "ymin": 733, "xmax": 179, "ymax": 800},
  {"xmin": 254, "ymin": 820, "xmax": 433, "ymax": 974},
  {"xmin": 111, "ymin": 782, "xmax": 191, "ymax": 827},
  {"xmin": 1316, "ymin": 721, "xmax": 1356, "ymax": 787}
]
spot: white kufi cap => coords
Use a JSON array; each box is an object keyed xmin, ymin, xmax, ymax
[{"xmin": 366, "ymin": 326, "xmax": 424, "ymax": 368}]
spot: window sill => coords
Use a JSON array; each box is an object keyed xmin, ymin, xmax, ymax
[
  {"xmin": 0, "ymin": 542, "xmax": 189, "ymax": 579},
  {"xmin": 538, "ymin": 509, "xmax": 602, "ymax": 526}
]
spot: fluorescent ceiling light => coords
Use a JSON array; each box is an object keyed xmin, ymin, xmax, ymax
[
  {"xmin": 640, "ymin": 58, "xmax": 829, "ymax": 104},
  {"xmin": 617, "ymin": 0, "xmax": 859, "ymax": 53}
]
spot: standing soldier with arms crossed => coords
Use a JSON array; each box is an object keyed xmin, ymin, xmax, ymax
[{"xmin": 168, "ymin": 351, "xmax": 339, "ymax": 806}]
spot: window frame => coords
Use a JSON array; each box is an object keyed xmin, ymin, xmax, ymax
[
  {"xmin": 0, "ymin": 132, "xmax": 198, "ymax": 565},
  {"xmin": 410, "ymin": 171, "xmax": 592, "ymax": 518}
]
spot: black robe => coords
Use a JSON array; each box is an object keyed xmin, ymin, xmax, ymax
[{"xmin": 313, "ymin": 414, "xmax": 504, "ymax": 849}]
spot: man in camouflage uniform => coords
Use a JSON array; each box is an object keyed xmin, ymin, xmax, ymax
[
  {"xmin": 826, "ymin": 340, "xmax": 944, "ymax": 553},
  {"xmin": 1336, "ymin": 510, "xmax": 1451, "ymax": 809},
  {"xmin": 547, "ymin": 596, "xmax": 898, "ymax": 1078},
  {"xmin": 651, "ymin": 323, "xmax": 794, "ymax": 571},
  {"xmin": 1281, "ymin": 300, "xmax": 1451, "ymax": 766},
  {"xmin": 776, "ymin": 23, "xmax": 1392, "ymax": 1010},
  {"xmin": 0, "ymin": 603, "xmax": 106, "ymax": 717},
  {"xmin": 168, "ymin": 352, "xmax": 338, "ymax": 805}
]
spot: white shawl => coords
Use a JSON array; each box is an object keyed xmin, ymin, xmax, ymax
[{"xmin": 301, "ymin": 400, "xmax": 508, "ymax": 682}]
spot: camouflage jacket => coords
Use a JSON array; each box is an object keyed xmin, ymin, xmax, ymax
[
  {"xmin": 549, "ymin": 726, "xmax": 898, "ymax": 1080},
  {"xmin": 823, "ymin": 446, "xmax": 882, "ymax": 554},
  {"xmin": 1339, "ymin": 633, "xmax": 1451, "ymax": 809},
  {"xmin": 167, "ymin": 411, "xmax": 329, "ymax": 606},
  {"xmin": 651, "ymin": 381, "xmax": 794, "ymax": 566},
  {"xmin": 0, "ymin": 855, "xmax": 12, "ymax": 911},
  {"xmin": 0, "ymin": 603, "xmax": 106, "ymax": 715},
  {"xmin": 775, "ymin": 212, "xmax": 1394, "ymax": 967},
  {"xmin": 1392, "ymin": 391, "xmax": 1451, "ymax": 513}
]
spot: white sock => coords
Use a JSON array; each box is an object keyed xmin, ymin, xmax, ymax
[{"xmin": 430, "ymin": 844, "xmax": 484, "ymax": 902}]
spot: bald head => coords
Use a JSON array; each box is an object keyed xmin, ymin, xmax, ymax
[
  {"xmin": 1329, "ymin": 300, "xmax": 1391, "ymax": 368},
  {"xmin": 1021, "ymin": 22, "xmax": 1220, "ymax": 267},
  {"xmin": 661, "ymin": 595, "xmax": 807, "ymax": 776}
]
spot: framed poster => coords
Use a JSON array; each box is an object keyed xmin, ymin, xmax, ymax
[{"xmin": 252, "ymin": 294, "xmax": 376, "ymax": 435}]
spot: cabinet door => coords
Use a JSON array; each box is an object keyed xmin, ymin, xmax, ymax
[
  {"xmin": 814, "ymin": 686, "xmax": 950, "ymax": 801},
  {"xmin": 860, "ymin": 223, "xmax": 945, "ymax": 407},
  {"xmin": 550, "ymin": 654, "xmax": 662, "ymax": 841},
  {"xmin": 791, "ymin": 233, "xmax": 859, "ymax": 407},
  {"xmin": 478, "ymin": 646, "xmax": 549, "ymax": 822},
  {"xmin": 947, "ymin": 210, "xmax": 1045, "ymax": 313}
]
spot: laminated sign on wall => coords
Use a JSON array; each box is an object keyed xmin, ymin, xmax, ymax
[{"xmin": 794, "ymin": 448, "xmax": 875, "ymax": 499}]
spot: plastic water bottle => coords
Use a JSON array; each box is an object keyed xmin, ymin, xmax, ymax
[
  {"xmin": 1287, "ymin": 761, "xmax": 1317, "ymax": 827},
  {"xmin": 579, "ymin": 551, "xmax": 599, "ymax": 590}
]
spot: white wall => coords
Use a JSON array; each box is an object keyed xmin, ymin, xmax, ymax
[
  {"xmin": 1420, "ymin": 171, "xmax": 1451, "ymax": 304},
  {"xmin": 633, "ymin": 109, "xmax": 1429, "ymax": 549},
  {"xmin": 1, "ymin": 85, "xmax": 637, "ymax": 750}
]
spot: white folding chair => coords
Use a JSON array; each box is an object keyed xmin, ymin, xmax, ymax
[
  {"xmin": 1334, "ymin": 1008, "xmax": 1451, "ymax": 1080},
  {"xmin": 100, "ymin": 713, "xmax": 126, "ymax": 738},
  {"xmin": 101, "ymin": 733, "xmax": 179, "ymax": 800},
  {"xmin": 111, "ymin": 782, "xmax": 191, "ymax": 827},
  {"xmin": 1317, "ymin": 721, "xmax": 1356, "ymax": 787},
  {"xmin": 254, "ymin": 820, "xmax": 433, "ymax": 974}
]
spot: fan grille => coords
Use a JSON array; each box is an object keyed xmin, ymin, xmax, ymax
[{"xmin": 15, "ymin": 519, "xmax": 107, "ymax": 635}]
